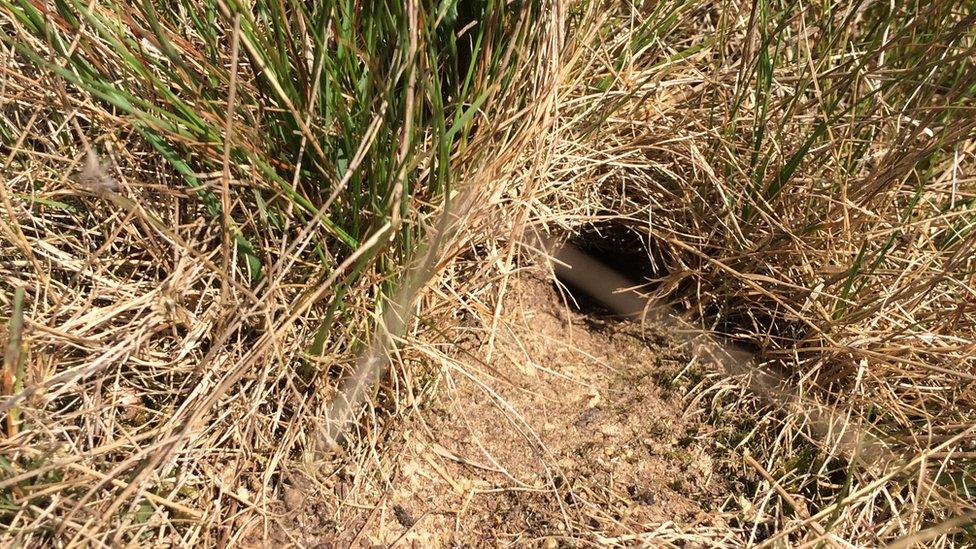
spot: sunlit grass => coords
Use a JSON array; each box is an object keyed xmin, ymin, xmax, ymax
[{"xmin": 0, "ymin": 0, "xmax": 974, "ymax": 544}]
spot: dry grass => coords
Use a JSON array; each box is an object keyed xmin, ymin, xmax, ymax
[
  {"xmin": 1, "ymin": 0, "xmax": 974, "ymax": 546},
  {"xmin": 535, "ymin": 0, "xmax": 976, "ymax": 545},
  {"xmin": 0, "ymin": 0, "xmax": 566, "ymax": 544}
]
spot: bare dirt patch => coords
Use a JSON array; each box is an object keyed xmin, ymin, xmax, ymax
[{"xmin": 311, "ymin": 274, "xmax": 738, "ymax": 546}]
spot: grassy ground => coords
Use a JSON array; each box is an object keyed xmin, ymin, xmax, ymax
[{"xmin": 1, "ymin": 0, "xmax": 974, "ymax": 545}]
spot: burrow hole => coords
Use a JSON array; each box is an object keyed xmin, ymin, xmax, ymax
[{"xmin": 552, "ymin": 222, "xmax": 669, "ymax": 318}]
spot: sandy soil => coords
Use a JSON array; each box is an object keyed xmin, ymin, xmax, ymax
[{"xmin": 263, "ymin": 275, "xmax": 737, "ymax": 547}]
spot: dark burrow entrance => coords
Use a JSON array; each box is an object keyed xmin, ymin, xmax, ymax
[
  {"xmin": 552, "ymin": 222, "xmax": 668, "ymax": 319},
  {"xmin": 550, "ymin": 222, "xmax": 801, "ymax": 376}
]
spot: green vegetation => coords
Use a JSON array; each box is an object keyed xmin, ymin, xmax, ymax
[{"xmin": 1, "ymin": 0, "xmax": 974, "ymax": 544}]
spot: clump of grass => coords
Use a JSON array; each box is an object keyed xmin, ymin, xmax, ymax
[
  {"xmin": 541, "ymin": 0, "xmax": 976, "ymax": 545},
  {"xmin": 2, "ymin": 0, "xmax": 974, "ymax": 544},
  {"xmin": 0, "ymin": 0, "xmax": 567, "ymax": 543}
]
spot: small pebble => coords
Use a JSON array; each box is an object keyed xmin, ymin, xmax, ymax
[
  {"xmin": 393, "ymin": 504, "xmax": 415, "ymax": 527},
  {"xmin": 283, "ymin": 486, "xmax": 304, "ymax": 511}
]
